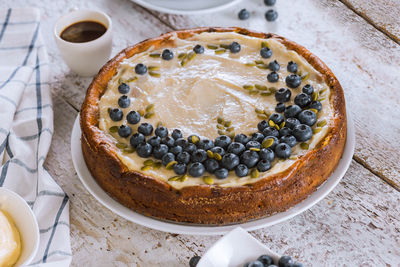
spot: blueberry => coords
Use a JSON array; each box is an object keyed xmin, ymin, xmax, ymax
[
  {"xmin": 240, "ymin": 150, "xmax": 260, "ymax": 168},
  {"xmin": 155, "ymin": 126, "xmax": 168, "ymax": 138},
  {"xmin": 284, "ymin": 105, "xmax": 302, "ymax": 118},
  {"xmin": 275, "ymin": 143, "xmax": 291, "ymax": 159},
  {"xmin": 259, "ymin": 148, "xmax": 274, "ymax": 161},
  {"xmin": 251, "ymin": 132, "xmax": 265, "ymax": 143},
  {"xmin": 279, "ymin": 127, "xmax": 292, "ymax": 136},
  {"xmin": 192, "ymin": 149, "xmax": 207, "ymax": 163},
  {"xmin": 275, "ymin": 103, "xmax": 285, "ymax": 113},
  {"xmin": 170, "ymin": 145, "xmax": 183, "ymax": 155},
  {"xmin": 175, "ymin": 138, "xmax": 188, "ymax": 147},
  {"xmin": 238, "ymin": 9, "xmax": 250, "ymax": 20},
  {"xmin": 267, "ymin": 71, "xmax": 279, "ymax": 82},
  {"xmin": 153, "ymin": 144, "xmax": 169, "ymax": 159},
  {"xmin": 118, "ymin": 95, "xmax": 130, "ymax": 108},
  {"xmin": 135, "ymin": 63, "xmax": 147, "ymax": 75},
  {"xmin": 188, "ymin": 134, "xmax": 200, "ymax": 144},
  {"xmin": 278, "ymin": 256, "xmax": 294, "ymax": 267},
  {"xmin": 221, "ymin": 153, "xmax": 240, "ymax": 170},
  {"xmin": 265, "ymin": 9, "xmax": 278, "ymax": 21},
  {"xmin": 138, "ymin": 123, "xmax": 153, "ymax": 136},
  {"xmin": 130, "ymin": 133, "xmax": 145, "ymax": 147},
  {"xmin": 162, "ymin": 152, "xmax": 175, "ymax": 166},
  {"xmin": 118, "ymin": 83, "xmax": 130, "ymax": 94},
  {"xmin": 147, "ymin": 135, "xmax": 161, "ymax": 147},
  {"xmin": 210, "ymin": 146, "xmax": 225, "ymax": 157},
  {"xmin": 275, "ymin": 88, "xmax": 291, "ymax": 102},
  {"xmin": 309, "ymin": 100, "xmax": 322, "ymax": 112},
  {"xmin": 193, "ymin": 44, "xmax": 204, "ymax": 54},
  {"xmin": 287, "ymin": 61, "xmax": 298, "ymax": 73},
  {"xmin": 227, "ymin": 142, "xmax": 245, "ymax": 155},
  {"xmin": 285, "ymin": 117, "xmax": 300, "ymax": 129},
  {"xmin": 234, "ymin": 134, "xmax": 249, "ymax": 145},
  {"xmin": 260, "ymin": 47, "xmax": 272, "ymax": 58},
  {"xmin": 280, "ymin": 135, "xmax": 297, "ymax": 147},
  {"xmin": 246, "ymin": 140, "xmax": 261, "ymax": 150},
  {"xmin": 126, "ymin": 110, "xmax": 141, "ymax": 124},
  {"xmin": 257, "ymin": 159, "xmax": 271, "ymax": 172},
  {"xmin": 118, "ymin": 125, "xmax": 132, "ymax": 138},
  {"xmin": 188, "ymin": 162, "xmax": 205, "ymax": 177},
  {"xmin": 292, "ymin": 124, "xmax": 313, "ymax": 142},
  {"xmin": 215, "ymin": 135, "xmax": 232, "ymax": 149},
  {"xmin": 294, "ymin": 93, "xmax": 312, "ymax": 108},
  {"xmin": 197, "ymin": 139, "xmax": 214, "ymax": 150},
  {"xmin": 184, "ymin": 143, "xmax": 197, "ymax": 154},
  {"xmin": 262, "ymin": 136, "xmax": 279, "ymax": 150},
  {"xmin": 286, "ymin": 74, "xmax": 301, "ymax": 88},
  {"xmin": 248, "ymin": 260, "xmax": 264, "ymax": 267},
  {"xmin": 235, "ymin": 164, "xmax": 249, "ymax": 177},
  {"xmin": 262, "ymin": 127, "xmax": 279, "ymax": 138},
  {"xmin": 215, "ymin": 168, "xmax": 229, "ymax": 179},
  {"xmin": 257, "ymin": 120, "xmax": 269, "ymax": 132},
  {"xmin": 258, "ymin": 255, "xmax": 274, "ymax": 266},
  {"xmin": 291, "ymin": 262, "xmax": 304, "ymax": 267},
  {"xmin": 302, "ymin": 84, "xmax": 314, "ymax": 95},
  {"xmin": 177, "ymin": 152, "xmax": 191, "ymax": 164},
  {"xmin": 173, "ymin": 163, "xmax": 187, "ymax": 175},
  {"xmin": 229, "ymin": 42, "xmax": 241, "ymax": 53},
  {"xmin": 189, "ymin": 256, "xmax": 201, "ymax": 267},
  {"xmin": 171, "ymin": 129, "xmax": 183, "ymax": 140},
  {"xmin": 264, "ymin": 0, "xmax": 276, "ymax": 6},
  {"xmin": 298, "ymin": 110, "xmax": 317, "ymax": 126},
  {"xmin": 161, "ymin": 136, "xmax": 175, "ymax": 147},
  {"xmin": 109, "ymin": 108, "xmax": 123, "ymax": 121},
  {"xmin": 204, "ymin": 159, "xmax": 219, "ymax": 173},
  {"xmin": 268, "ymin": 60, "xmax": 280, "ymax": 71},
  {"xmin": 269, "ymin": 113, "xmax": 284, "ymax": 125},
  {"xmin": 137, "ymin": 143, "xmax": 152, "ymax": 158},
  {"xmin": 161, "ymin": 49, "xmax": 174, "ymax": 60}
]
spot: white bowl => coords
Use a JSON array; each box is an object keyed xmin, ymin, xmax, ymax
[
  {"xmin": 197, "ymin": 227, "xmax": 280, "ymax": 267},
  {"xmin": 0, "ymin": 188, "xmax": 39, "ymax": 266}
]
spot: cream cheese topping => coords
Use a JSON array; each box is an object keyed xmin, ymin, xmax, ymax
[{"xmin": 98, "ymin": 32, "xmax": 333, "ymax": 189}]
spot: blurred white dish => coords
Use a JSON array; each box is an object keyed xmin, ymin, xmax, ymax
[
  {"xmin": 130, "ymin": 0, "xmax": 242, "ymax": 15},
  {"xmin": 197, "ymin": 227, "xmax": 280, "ymax": 267},
  {"xmin": 0, "ymin": 187, "xmax": 39, "ymax": 266}
]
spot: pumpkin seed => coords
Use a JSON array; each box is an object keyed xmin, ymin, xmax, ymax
[
  {"xmin": 220, "ymin": 44, "xmax": 230, "ymax": 49},
  {"xmin": 191, "ymin": 135, "xmax": 200, "ymax": 144},
  {"xmin": 228, "ymin": 132, "xmax": 235, "ymax": 139},
  {"xmin": 217, "ymin": 116, "xmax": 224, "ymax": 124},
  {"xmin": 144, "ymin": 112, "xmax": 154, "ymax": 119},
  {"xmin": 261, "ymin": 41, "xmax": 269, "ymax": 48},
  {"xmin": 123, "ymin": 147, "xmax": 135, "ymax": 153},
  {"xmin": 317, "ymin": 120, "xmax": 327, "ymax": 127},
  {"xmin": 180, "ymin": 174, "xmax": 188, "ymax": 182},
  {"xmin": 274, "ymin": 124, "xmax": 280, "ymax": 131},
  {"xmin": 250, "ymin": 147, "xmax": 260, "ymax": 152},
  {"xmin": 149, "ymin": 53, "xmax": 161, "ymax": 58},
  {"xmin": 166, "ymin": 160, "xmax": 177, "ymax": 170},
  {"xmin": 153, "ymin": 162, "xmax": 162, "ymax": 169},
  {"xmin": 149, "ymin": 71, "xmax": 160, "ymax": 77},
  {"xmin": 118, "ymin": 78, "xmax": 123, "ymax": 84},
  {"xmin": 217, "ymin": 124, "xmax": 225, "ymax": 130},
  {"xmin": 255, "ymin": 84, "xmax": 268, "ymax": 91},
  {"xmin": 207, "ymin": 150, "xmax": 214, "ymax": 158},
  {"xmin": 301, "ymin": 73, "xmax": 309, "ymax": 80},
  {"xmin": 215, "ymin": 48, "xmax": 226, "ymax": 54},
  {"xmin": 145, "ymin": 104, "xmax": 154, "ymax": 112},
  {"xmin": 178, "ymin": 52, "xmax": 187, "ymax": 59},
  {"xmin": 214, "ymin": 153, "xmax": 222, "ymax": 161},
  {"xmin": 138, "ymin": 109, "xmax": 145, "ymax": 116},
  {"xmin": 313, "ymin": 127, "xmax": 322, "ymax": 134},
  {"xmin": 269, "ymin": 87, "xmax": 277, "ymax": 93},
  {"xmin": 257, "ymin": 114, "xmax": 268, "ymax": 120},
  {"xmin": 156, "ymin": 121, "xmax": 163, "ymax": 127},
  {"xmin": 144, "ymin": 159, "xmax": 154, "ymax": 166},
  {"xmin": 148, "ymin": 66, "xmax": 160, "ymax": 71},
  {"xmin": 249, "ymin": 90, "xmax": 258, "ymax": 95},
  {"xmin": 218, "ymin": 130, "xmax": 226, "ymax": 136},
  {"xmin": 262, "ymin": 137, "xmax": 274, "ymax": 148},
  {"xmin": 116, "ymin": 142, "xmax": 127, "ymax": 149},
  {"xmin": 280, "ymin": 121, "xmax": 286, "ymax": 129},
  {"xmin": 309, "ymin": 108, "xmax": 318, "ymax": 114},
  {"xmin": 245, "ymin": 63, "xmax": 256, "ymax": 67},
  {"xmin": 260, "ymin": 92, "xmax": 272, "ymax": 96},
  {"xmin": 289, "ymin": 156, "xmax": 297, "ymax": 160},
  {"xmin": 141, "ymin": 165, "xmax": 151, "ymax": 171},
  {"xmin": 243, "ymin": 85, "xmax": 254, "ymax": 90},
  {"xmin": 300, "ymin": 142, "xmax": 309, "ymax": 150},
  {"xmin": 250, "ymin": 168, "xmax": 260, "ymax": 178},
  {"xmin": 255, "ymin": 60, "xmax": 265, "ymax": 65},
  {"xmin": 255, "ymin": 108, "xmax": 264, "ymax": 114},
  {"xmin": 126, "ymin": 76, "xmax": 138, "ymax": 83},
  {"xmin": 318, "ymin": 98, "xmax": 326, "ymax": 101},
  {"xmin": 256, "ymin": 64, "xmax": 269, "ymax": 70},
  {"xmin": 312, "ymin": 92, "xmax": 318, "ymax": 101},
  {"xmin": 268, "ymin": 120, "xmax": 276, "ymax": 127},
  {"xmin": 109, "ymin": 126, "xmax": 118, "ymax": 133},
  {"xmin": 203, "ymin": 176, "xmax": 214, "ymax": 185},
  {"xmin": 187, "ymin": 51, "xmax": 196, "ymax": 61},
  {"xmin": 168, "ymin": 176, "xmax": 181, "ymax": 182},
  {"xmin": 207, "ymin": 44, "xmax": 218, "ymax": 50},
  {"xmin": 319, "ymin": 88, "xmax": 327, "ymax": 95},
  {"xmin": 224, "ymin": 120, "xmax": 232, "ymax": 127},
  {"xmin": 227, "ymin": 127, "xmax": 234, "ymax": 132},
  {"xmin": 263, "ymin": 109, "xmax": 271, "ymax": 117}
]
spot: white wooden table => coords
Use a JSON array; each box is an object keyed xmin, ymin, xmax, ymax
[{"xmin": 4, "ymin": 0, "xmax": 400, "ymax": 266}]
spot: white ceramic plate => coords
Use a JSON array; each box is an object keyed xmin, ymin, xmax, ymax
[
  {"xmin": 71, "ymin": 111, "xmax": 354, "ymax": 235},
  {"xmin": 130, "ymin": 0, "xmax": 242, "ymax": 15}
]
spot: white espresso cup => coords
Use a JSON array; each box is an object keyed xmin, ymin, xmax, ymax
[{"xmin": 54, "ymin": 9, "xmax": 112, "ymax": 77}]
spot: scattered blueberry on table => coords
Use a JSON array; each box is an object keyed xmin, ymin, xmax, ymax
[
  {"xmin": 265, "ymin": 9, "xmax": 278, "ymax": 22},
  {"xmin": 238, "ymin": 9, "xmax": 250, "ymax": 20}
]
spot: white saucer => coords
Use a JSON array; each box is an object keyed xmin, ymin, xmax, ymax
[
  {"xmin": 130, "ymin": 0, "xmax": 242, "ymax": 15},
  {"xmin": 71, "ymin": 112, "xmax": 354, "ymax": 235}
]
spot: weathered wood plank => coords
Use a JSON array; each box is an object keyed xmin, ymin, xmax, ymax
[{"xmin": 339, "ymin": 0, "xmax": 400, "ymax": 44}]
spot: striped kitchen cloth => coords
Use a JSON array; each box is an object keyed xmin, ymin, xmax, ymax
[{"xmin": 0, "ymin": 8, "xmax": 71, "ymax": 267}]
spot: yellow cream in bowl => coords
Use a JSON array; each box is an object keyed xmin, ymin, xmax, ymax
[{"xmin": 0, "ymin": 210, "xmax": 21, "ymax": 267}]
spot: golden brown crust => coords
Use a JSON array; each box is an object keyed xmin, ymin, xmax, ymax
[{"xmin": 80, "ymin": 27, "xmax": 347, "ymax": 224}]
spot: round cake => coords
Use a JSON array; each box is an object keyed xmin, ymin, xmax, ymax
[{"xmin": 80, "ymin": 27, "xmax": 346, "ymax": 225}]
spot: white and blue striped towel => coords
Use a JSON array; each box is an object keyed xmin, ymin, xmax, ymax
[{"xmin": 0, "ymin": 8, "xmax": 71, "ymax": 266}]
